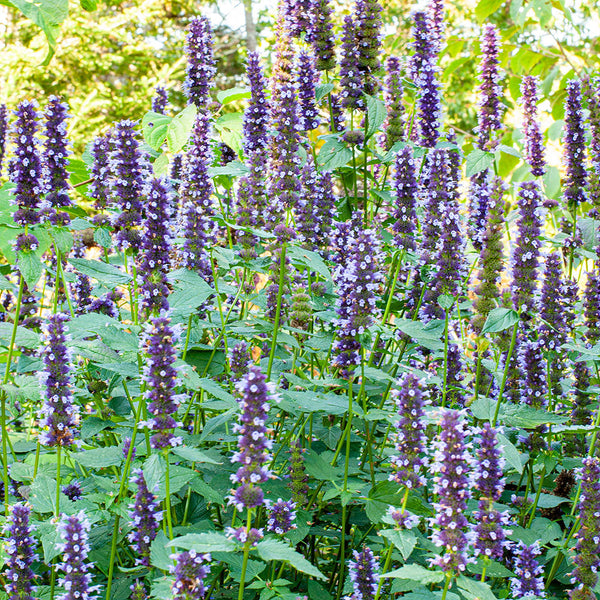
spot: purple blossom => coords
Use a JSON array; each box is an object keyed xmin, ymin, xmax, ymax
[
  {"xmin": 152, "ymin": 86, "xmax": 169, "ymax": 114},
  {"xmin": 229, "ymin": 341, "xmax": 251, "ymax": 382},
  {"xmin": 389, "ymin": 373, "xmax": 428, "ymax": 490},
  {"xmin": 110, "ymin": 121, "xmax": 148, "ymax": 251},
  {"xmin": 138, "ymin": 178, "xmax": 173, "ymax": 314},
  {"xmin": 288, "ymin": 440, "xmax": 309, "ymax": 506},
  {"xmin": 184, "ymin": 17, "xmax": 216, "ymax": 107},
  {"xmin": 130, "ymin": 580, "xmax": 147, "ymax": 600},
  {"xmin": 266, "ymin": 499, "xmax": 297, "ymax": 534},
  {"xmin": 225, "ymin": 526, "xmax": 263, "ymax": 546},
  {"xmin": 243, "ymin": 51, "xmax": 270, "ymax": 156},
  {"xmin": 3, "ymin": 502, "xmax": 37, "ymax": 600},
  {"xmin": 570, "ymin": 360, "xmax": 593, "ymax": 454},
  {"xmin": 468, "ymin": 171, "xmax": 491, "ymax": 249},
  {"xmin": 329, "ymin": 93, "xmax": 346, "ymax": 132},
  {"xmin": 122, "ymin": 437, "xmax": 137, "ymax": 460},
  {"xmin": 511, "ymin": 181, "xmax": 544, "ymax": 315},
  {"xmin": 339, "ymin": 16, "xmax": 364, "ymax": 110},
  {"xmin": 179, "ymin": 111, "xmax": 215, "ymax": 282},
  {"xmin": 10, "ymin": 100, "xmax": 44, "ymax": 226},
  {"xmin": 311, "ymin": 0, "xmax": 336, "ymax": 71},
  {"xmin": 128, "ymin": 468, "xmax": 162, "ymax": 566},
  {"xmin": 62, "ymin": 481, "xmax": 83, "ymax": 501},
  {"xmin": 43, "ymin": 96, "xmax": 72, "ymax": 223},
  {"xmin": 383, "ymin": 57, "xmax": 405, "ymax": 149},
  {"xmin": 510, "ymin": 541, "xmax": 546, "ymax": 599},
  {"xmin": 518, "ymin": 339, "xmax": 547, "ymax": 408},
  {"xmin": 355, "ymin": 0, "xmax": 383, "ymax": 98},
  {"xmin": 571, "ymin": 457, "xmax": 600, "ymax": 594},
  {"xmin": 473, "ymin": 424, "xmax": 510, "ymax": 561},
  {"xmin": 170, "ymin": 549, "xmax": 211, "ymax": 599},
  {"xmin": 297, "ymin": 51, "xmax": 320, "ymax": 131},
  {"xmin": 521, "ymin": 76, "xmax": 545, "ymax": 177},
  {"xmin": 141, "ymin": 316, "xmax": 184, "ymax": 449},
  {"xmin": 428, "ymin": 0, "xmax": 445, "ymax": 46},
  {"xmin": 0, "ymin": 103, "xmax": 8, "ymax": 178},
  {"xmin": 391, "ymin": 147, "xmax": 417, "ymax": 251},
  {"xmin": 345, "ymin": 546, "xmax": 380, "ymax": 600},
  {"xmin": 475, "ymin": 24, "xmax": 503, "ymax": 151},
  {"xmin": 584, "ymin": 260, "xmax": 600, "ymax": 345},
  {"xmin": 282, "ymin": 0, "xmax": 318, "ymax": 39},
  {"xmin": 585, "ymin": 77, "xmax": 600, "ymax": 216},
  {"xmin": 429, "ymin": 409, "xmax": 473, "ymax": 574},
  {"xmin": 88, "ymin": 134, "xmax": 112, "ymax": 225},
  {"xmin": 228, "ymin": 366, "xmax": 279, "ymax": 512},
  {"xmin": 56, "ymin": 511, "xmax": 98, "ymax": 600},
  {"xmin": 410, "ymin": 11, "xmax": 441, "ymax": 147},
  {"xmin": 89, "ymin": 291, "xmax": 121, "ymax": 319},
  {"xmin": 39, "ymin": 313, "xmax": 79, "ymax": 447},
  {"xmin": 563, "ymin": 80, "xmax": 587, "ymax": 208}
]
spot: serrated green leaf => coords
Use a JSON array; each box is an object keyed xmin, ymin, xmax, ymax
[
  {"xmin": 475, "ymin": 0, "xmax": 505, "ymax": 23},
  {"xmin": 481, "ymin": 307, "xmax": 519, "ymax": 334},
  {"xmin": 76, "ymin": 446, "xmax": 123, "ymax": 469},
  {"xmin": 93, "ymin": 227, "xmax": 112, "ymax": 249},
  {"xmin": 497, "ymin": 433, "xmax": 523, "ymax": 474},
  {"xmin": 171, "ymin": 445, "xmax": 221, "ymax": 465},
  {"xmin": 69, "ymin": 258, "xmax": 131, "ymax": 285},
  {"xmin": 365, "ymin": 95, "xmax": 387, "ymax": 139},
  {"xmin": 167, "ymin": 532, "xmax": 236, "ymax": 553},
  {"xmin": 465, "ymin": 148, "xmax": 495, "ymax": 177},
  {"xmin": 383, "ymin": 564, "xmax": 445, "ymax": 584},
  {"xmin": 0, "ymin": 322, "xmax": 40, "ymax": 349},
  {"xmin": 217, "ymin": 87, "xmax": 251, "ymax": 104},
  {"xmin": 256, "ymin": 539, "xmax": 326, "ymax": 580},
  {"xmin": 167, "ymin": 104, "xmax": 197, "ymax": 153},
  {"xmin": 457, "ymin": 575, "xmax": 498, "ymax": 600},
  {"xmin": 17, "ymin": 249, "xmax": 44, "ymax": 289},
  {"xmin": 142, "ymin": 110, "xmax": 172, "ymax": 151},
  {"xmin": 317, "ymin": 139, "xmax": 352, "ymax": 171},
  {"xmin": 150, "ymin": 531, "xmax": 173, "ymax": 571},
  {"xmin": 380, "ymin": 529, "xmax": 417, "ymax": 561}
]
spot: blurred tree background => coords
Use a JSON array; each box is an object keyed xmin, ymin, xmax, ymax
[{"xmin": 0, "ymin": 0, "xmax": 599, "ymax": 155}]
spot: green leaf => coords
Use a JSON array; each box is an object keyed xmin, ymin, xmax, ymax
[
  {"xmin": 475, "ymin": 0, "xmax": 505, "ymax": 23},
  {"xmin": 167, "ymin": 104, "xmax": 197, "ymax": 153},
  {"xmin": 69, "ymin": 258, "xmax": 131, "ymax": 285},
  {"xmin": 256, "ymin": 539, "xmax": 326, "ymax": 580},
  {"xmin": 286, "ymin": 246, "xmax": 332, "ymax": 281},
  {"xmin": 383, "ymin": 564, "xmax": 445, "ymax": 584},
  {"xmin": 457, "ymin": 575, "xmax": 498, "ymax": 600},
  {"xmin": 304, "ymin": 449, "xmax": 342, "ymax": 481},
  {"xmin": 189, "ymin": 478, "xmax": 225, "ymax": 505},
  {"xmin": 481, "ymin": 307, "xmax": 519, "ymax": 334},
  {"xmin": 0, "ymin": 275, "xmax": 13, "ymax": 291},
  {"xmin": 150, "ymin": 531, "xmax": 173, "ymax": 571},
  {"xmin": 465, "ymin": 148, "xmax": 495, "ymax": 177},
  {"xmin": 315, "ymin": 83, "xmax": 335, "ymax": 103},
  {"xmin": 365, "ymin": 95, "xmax": 387, "ymax": 139},
  {"xmin": 50, "ymin": 226, "xmax": 73, "ymax": 255},
  {"xmin": 17, "ymin": 249, "xmax": 44, "ymax": 289},
  {"xmin": 93, "ymin": 228, "xmax": 112, "ymax": 249},
  {"xmin": 30, "ymin": 475, "xmax": 69, "ymax": 513},
  {"xmin": 76, "ymin": 446, "xmax": 123, "ymax": 469},
  {"xmin": 193, "ymin": 378, "xmax": 236, "ymax": 407},
  {"xmin": 500, "ymin": 403, "xmax": 568, "ymax": 428},
  {"xmin": 171, "ymin": 445, "xmax": 221, "ymax": 465},
  {"xmin": 317, "ymin": 138, "xmax": 352, "ymax": 171},
  {"xmin": 0, "ymin": 322, "xmax": 40, "ymax": 348},
  {"xmin": 217, "ymin": 87, "xmax": 251, "ymax": 104},
  {"xmin": 167, "ymin": 532, "xmax": 236, "ymax": 553},
  {"xmin": 497, "ymin": 433, "xmax": 524, "ymax": 474},
  {"xmin": 79, "ymin": 0, "xmax": 97, "ymax": 11},
  {"xmin": 142, "ymin": 110, "xmax": 172, "ymax": 151},
  {"xmin": 394, "ymin": 319, "xmax": 444, "ymax": 351},
  {"xmin": 380, "ymin": 529, "xmax": 417, "ymax": 561}
]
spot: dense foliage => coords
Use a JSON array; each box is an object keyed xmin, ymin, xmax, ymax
[{"xmin": 0, "ymin": 0, "xmax": 600, "ymax": 599}]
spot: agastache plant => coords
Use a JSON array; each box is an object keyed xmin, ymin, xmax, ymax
[
  {"xmin": 383, "ymin": 56, "xmax": 405, "ymax": 149},
  {"xmin": 354, "ymin": 0, "xmax": 383, "ymax": 98},
  {"xmin": 266, "ymin": 499, "xmax": 297, "ymax": 534},
  {"xmin": 510, "ymin": 541, "xmax": 547, "ymax": 599},
  {"xmin": 184, "ymin": 16, "xmax": 216, "ymax": 107},
  {"xmin": 563, "ymin": 79, "xmax": 587, "ymax": 209},
  {"xmin": 345, "ymin": 546, "xmax": 380, "ymax": 600},
  {"xmin": 170, "ymin": 550, "xmax": 212, "ymax": 600},
  {"xmin": 39, "ymin": 313, "xmax": 79, "ymax": 447},
  {"xmin": 88, "ymin": 134, "xmax": 112, "ymax": 225},
  {"xmin": 521, "ymin": 76, "xmax": 546, "ymax": 177},
  {"xmin": 340, "ymin": 16, "xmax": 364, "ymax": 110},
  {"xmin": 0, "ymin": 103, "xmax": 8, "ymax": 177},
  {"xmin": 152, "ymin": 85, "xmax": 168, "ymax": 113},
  {"xmin": 141, "ymin": 316, "xmax": 184, "ymax": 449},
  {"xmin": 296, "ymin": 51, "xmax": 320, "ymax": 131},
  {"xmin": 585, "ymin": 77, "xmax": 600, "ymax": 215},
  {"xmin": 311, "ymin": 0, "xmax": 336, "ymax": 71}
]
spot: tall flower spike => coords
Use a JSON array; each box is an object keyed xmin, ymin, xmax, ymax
[
  {"xmin": 339, "ymin": 16, "xmax": 364, "ymax": 110},
  {"xmin": 138, "ymin": 178, "xmax": 173, "ymax": 314},
  {"xmin": 473, "ymin": 424, "xmax": 511, "ymax": 561},
  {"xmin": 88, "ymin": 134, "xmax": 112, "ymax": 225},
  {"xmin": 43, "ymin": 96, "xmax": 72, "ymax": 223},
  {"xmin": 170, "ymin": 550, "xmax": 212, "ymax": 600},
  {"xmin": 585, "ymin": 77, "xmax": 600, "ymax": 216},
  {"xmin": 345, "ymin": 546, "xmax": 380, "ymax": 600},
  {"xmin": 569, "ymin": 360, "xmax": 593, "ymax": 455},
  {"xmin": 475, "ymin": 25, "xmax": 503, "ymax": 152},
  {"xmin": 39, "ymin": 313, "xmax": 79, "ymax": 447},
  {"xmin": 410, "ymin": 11, "xmax": 442, "ymax": 148},
  {"xmin": 110, "ymin": 121, "xmax": 147, "ymax": 251},
  {"xmin": 56, "ymin": 511, "xmax": 98, "ymax": 600},
  {"xmin": 152, "ymin": 86, "xmax": 169, "ymax": 114},
  {"xmin": 228, "ymin": 366, "xmax": 279, "ymax": 512},
  {"xmin": 10, "ymin": 100, "xmax": 44, "ymax": 226},
  {"xmin": 128, "ymin": 468, "xmax": 162, "ymax": 566},
  {"xmin": 288, "ymin": 440, "xmax": 309, "ymax": 506},
  {"xmin": 130, "ymin": 580, "xmax": 147, "ymax": 600},
  {"xmin": 243, "ymin": 51, "xmax": 270, "ymax": 156},
  {"xmin": 282, "ymin": 0, "xmax": 318, "ymax": 39},
  {"xmin": 229, "ymin": 340, "xmax": 251, "ymax": 382},
  {"xmin": 141, "ymin": 316, "xmax": 184, "ymax": 449},
  {"xmin": 521, "ymin": 76, "xmax": 545, "ymax": 177},
  {"xmin": 0, "ymin": 104, "xmax": 8, "ymax": 178},
  {"xmin": 389, "ymin": 373, "xmax": 428, "ymax": 491},
  {"xmin": 3, "ymin": 502, "xmax": 37, "ymax": 600},
  {"xmin": 570, "ymin": 457, "xmax": 600, "ymax": 597},
  {"xmin": 297, "ymin": 51, "xmax": 320, "ymax": 131},
  {"xmin": 428, "ymin": 0, "xmax": 445, "ymax": 47},
  {"xmin": 429, "ymin": 409, "xmax": 473, "ymax": 574},
  {"xmin": 518, "ymin": 339, "xmax": 547, "ymax": 408},
  {"xmin": 179, "ymin": 111, "xmax": 215, "ymax": 282},
  {"xmin": 510, "ymin": 541, "xmax": 546, "ymax": 599},
  {"xmin": 383, "ymin": 57, "xmax": 405, "ymax": 150},
  {"xmin": 563, "ymin": 79, "xmax": 587, "ymax": 209},
  {"xmin": 511, "ymin": 181, "xmax": 544, "ymax": 316},
  {"xmin": 266, "ymin": 498, "xmax": 297, "ymax": 534},
  {"xmin": 311, "ymin": 0, "xmax": 336, "ymax": 71},
  {"xmin": 584, "ymin": 258, "xmax": 600, "ymax": 345},
  {"xmin": 184, "ymin": 16, "xmax": 216, "ymax": 107},
  {"xmin": 355, "ymin": 0, "xmax": 383, "ymax": 98}
]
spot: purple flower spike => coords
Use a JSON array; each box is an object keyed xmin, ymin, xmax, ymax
[
  {"xmin": 428, "ymin": 0, "xmax": 445, "ymax": 46},
  {"xmin": 138, "ymin": 178, "xmax": 173, "ymax": 314},
  {"xmin": 563, "ymin": 80, "xmax": 587, "ymax": 208},
  {"xmin": 521, "ymin": 76, "xmax": 545, "ymax": 177},
  {"xmin": 510, "ymin": 541, "xmax": 546, "ymax": 599},
  {"xmin": 345, "ymin": 546, "xmax": 380, "ymax": 600},
  {"xmin": 475, "ymin": 24, "xmax": 503, "ymax": 152},
  {"xmin": 184, "ymin": 16, "xmax": 216, "ymax": 107},
  {"xmin": 389, "ymin": 373, "xmax": 428, "ymax": 490},
  {"xmin": 282, "ymin": 0, "xmax": 318, "ymax": 39},
  {"xmin": 39, "ymin": 313, "xmax": 79, "ymax": 447},
  {"xmin": 297, "ymin": 51, "xmax": 320, "ymax": 131},
  {"xmin": 179, "ymin": 110, "xmax": 215, "ymax": 282},
  {"xmin": 128, "ymin": 468, "xmax": 162, "ymax": 566},
  {"xmin": 585, "ymin": 77, "xmax": 600, "ymax": 216},
  {"xmin": 571, "ymin": 457, "xmax": 600, "ymax": 595},
  {"xmin": 228, "ymin": 366, "xmax": 279, "ymax": 512},
  {"xmin": 383, "ymin": 57, "xmax": 405, "ymax": 149},
  {"xmin": 243, "ymin": 51, "xmax": 270, "ymax": 156},
  {"xmin": 56, "ymin": 511, "xmax": 98, "ymax": 600},
  {"xmin": 355, "ymin": 0, "xmax": 383, "ymax": 98},
  {"xmin": 62, "ymin": 481, "xmax": 83, "ymax": 501},
  {"xmin": 410, "ymin": 11, "xmax": 442, "ymax": 148},
  {"xmin": 170, "ymin": 549, "xmax": 212, "ymax": 599},
  {"xmin": 130, "ymin": 580, "xmax": 147, "ymax": 600},
  {"xmin": 311, "ymin": 0, "xmax": 336, "ymax": 71},
  {"xmin": 288, "ymin": 440, "xmax": 309, "ymax": 506},
  {"xmin": 473, "ymin": 424, "xmax": 511, "ymax": 561},
  {"xmin": 10, "ymin": 100, "xmax": 44, "ymax": 226},
  {"xmin": 329, "ymin": 93, "xmax": 346, "ymax": 132},
  {"xmin": 229, "ymin": 341, "xmax": 251, "ymax": 382},
  {"xmin": 43, "ymin": 96, "xmax": 72, "ymax": 223},
  {"xmin": 152, "ymin": 86, "xmax": 169, "ymax": 114},
  {"xmin": 89, "ymin": 133, "xmax": 113, "ymax": 224},
  {"xmin": 0, "ymin": 104, "xmax": 8, "ymax": 178},
  {"xmin": 518, "ymin": 338, "xmax": 547, "ymax": 408},
  {"xmin": 3, "ymin": 502, "xmax": 37, "ymax": 600},
  {"xmin": 429, "ymin": 409, "xmax": 473, "ymax": 574},
  {"xmin": 266, "ymin": 498, "xmax": 297, "ymax": 534},
  {"xmin": 110, "ymin": 121, "xmax": 148, "ymax": 251},
  {"xmin": 339, "ymin": 16, "xmax": 363, "ymax": 110},
  {"xmin": 141, "ymin": 316, "xmax": 184, "ymax": 449},
  {"xmin": 511, "ymin": 181, "xmax": 544, "ymax": 315}
]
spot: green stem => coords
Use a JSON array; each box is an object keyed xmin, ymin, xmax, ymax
[
  {"xmin": 238, "ymin": 509, "xmax": 253, "ymax": 600},
  {"xmin": 492, "ymin": 321, "xmax": 519, "ymax": 427},
  {"xmin": 441, "ymin": 574, "xmax": 452, "ymax": 600},
  {"xmin": 266, "ymin": 243, "xmax": 287, "ymax": 380},
  {"xmin": 526, "ymin": 465, "xmax": 546, "ymax": 528},
  {"xmin": 164, "ymin": 449, "xmax": 174, "ymax": 539}
]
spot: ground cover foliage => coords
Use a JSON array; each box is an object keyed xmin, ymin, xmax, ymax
[{"xmin": 0, "ymin": 0, "xmax": 600, "ymax": 599}]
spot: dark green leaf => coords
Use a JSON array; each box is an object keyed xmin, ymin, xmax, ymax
[
  {"xmin": 317, "ymin": 139, "xmax": 352, "ymax": 171},
  {"xmin": 256, "ymin": 539, "xmax": 326, "ymax": 580},
  {"xmin": 76, "ymin": 446, "xmax": 123, "ymax": 469},
  {"xmin": 69, "ymin": 258, "xmax": 131, "ymax": 285},
  {"xmin": 365, "ymin": 95, "xmax": 387, "ymax": 139},
  {"xmin": 481, "ymin": 307, "xmax": 519, "ymax": 334},
  {"xmin": 150, "ymin": 531, "xmax": 173, "ymax": 571},
  {"xmin": 383, "ymin": 564, "xmax": 444, "ymax": 584},
  {"xmin": 465, "ymin": 148, "xmax": 495, "ymax": 177},
  {"xmin": 167, "ymin": 532, "xmax": 236, "ymax": 553},
  {"xmin": 17, "ymin": 249, "xmax": 44, "ymax": 289}
]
